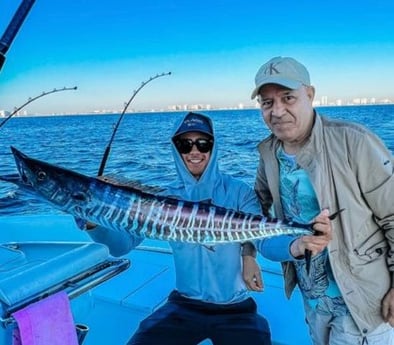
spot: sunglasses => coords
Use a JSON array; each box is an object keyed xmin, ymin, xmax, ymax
[{"xmin": 174, "ymin": 138, "xmax": 214, "ymax": 154}]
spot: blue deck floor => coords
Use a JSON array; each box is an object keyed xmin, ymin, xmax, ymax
[{"xmin": 0, "ymin": 215, "xmax": 311, "ymax": 345}]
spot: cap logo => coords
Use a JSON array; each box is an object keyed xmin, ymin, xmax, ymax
[
  {"xmin": 175, "ymin": 113, "xmax": 213, "ymax": 137},
  {"xmin": 184, "ymin": 118, "xmax": 204, "ymax": 127},
  {"xmin": 264, "ymin": 62, "xmax": 280, "ymax": 76}
]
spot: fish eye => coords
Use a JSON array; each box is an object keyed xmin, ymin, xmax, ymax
[
  {"xmin": 37, "ymin": 170, "xmax": 47, "ymax": 181},
  {"xmin": 72, "ymin": 192, "xmax": 87, "ymax": 201}
]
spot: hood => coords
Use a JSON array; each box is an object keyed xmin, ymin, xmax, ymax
[{"xmin": 166, "ymin": 112, "xmax": 221, "ymax": 202}]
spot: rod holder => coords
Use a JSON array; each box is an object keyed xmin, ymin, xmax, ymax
[{"xmin": 76, "ymin": 323, "xmax": 89, "ymax": 345}]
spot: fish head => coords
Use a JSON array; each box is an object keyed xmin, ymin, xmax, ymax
[{"xmin": 10, "ymin": 146, "xmax": 92, "ymax": 212}]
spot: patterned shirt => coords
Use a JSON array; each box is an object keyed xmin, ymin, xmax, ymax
[{"xmin": 277, "ymin": 146, "xmax": 348, "ymax": 316}]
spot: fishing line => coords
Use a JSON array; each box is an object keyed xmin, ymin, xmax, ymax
[
  {"xmin": 0, "ymin": 86, "xmax": 78, "ymax": 130},
  {"xmin": 0, "ymin": 0, "xmax": 36, "ymax": 72},
  {"xmin": 97, "ymin": 72, "xmax": 171, "ymax": 176}
]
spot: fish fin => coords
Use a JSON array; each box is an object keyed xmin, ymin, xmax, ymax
[
  {"xmin": 100, "ymin": 174, "xmax": 165, "ymax": 194},
  {"xmin": 74, "ymin": 217, "xmax": 88, "ymax": 230},
  {"xmin": 328, "ymin": 208, "xmax": 345, "ymax": 220},
  {"xmin": 202, "ymin": 245, "xmax": 215, "ymax": 252},
  {"xmin": 305, "ymin": 249, "xmax": 312, "ymax": 274}
]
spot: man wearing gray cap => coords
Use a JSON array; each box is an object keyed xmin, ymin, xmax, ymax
[{"xmin": 249, "ymin": 56, "xmax": 394, "ymax": 344}]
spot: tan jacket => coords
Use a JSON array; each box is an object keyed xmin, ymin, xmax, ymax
[{"xmin": 255, "ymin": 113, "xmax": 394, "ymax": 334}]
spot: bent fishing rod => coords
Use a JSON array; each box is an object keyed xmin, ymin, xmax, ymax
[
  {"xmin": 0, "ymin": 0, "xmax": 36, "ymax": 72},
  {"xmin": 97, "ymin": 72, "xmax": 172, "ymax": 177},
  {"xmin": 0, "ymin": 86, "xmax": 78, "ymax": 129}
]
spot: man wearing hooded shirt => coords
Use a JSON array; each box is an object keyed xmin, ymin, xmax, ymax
[{"xmin": 84, "ymin": 112, "xmax": 272, "ymax": 345}]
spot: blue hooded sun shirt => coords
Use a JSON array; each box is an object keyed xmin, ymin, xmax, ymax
[
  {"xmin": 87, "ymin": 112, "xmax": 296, "ymax": 304},
  {"xmin": 164, "ymin": 112, "xmax": 263, "ymax": 303}
]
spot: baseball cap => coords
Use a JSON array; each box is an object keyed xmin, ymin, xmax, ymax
[
  {"xmin": 175, "ymin": 112, "xmax": 213, "ymax": 138},
  {"xmin": 251, "ymin": 56, "xmax": 311, "ymax": 99}
]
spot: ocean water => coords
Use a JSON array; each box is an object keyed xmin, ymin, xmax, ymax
[{"xmin": 0, "ymin": 105, "xmax": 393, "ymax": 216}]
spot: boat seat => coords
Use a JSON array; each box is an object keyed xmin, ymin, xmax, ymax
[
  {"xmin": 0, "ymin": 242, "xmax": 109, "ymax": 307},
  {"xmin": 0, "ymin": 241, "xmax": 129, "ymax": 324}
]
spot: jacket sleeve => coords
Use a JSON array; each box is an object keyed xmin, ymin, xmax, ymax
[
  {"xmin": 255, "ymin": 236, "xmax": 299, "ymax": 262},
  {"xmin": 255, "ymin": 157, "xmax": 274, "ymax": 217},
  {"xmin": 86, "ymin": 225, "xmax": 144, "ymax": 257},
  {"xmin": 352, "ymin": 131, "xmax": 393, "ymax": 219},
  {"xmin": 352, "ymin": 130, "xmax": 394, "ymax": 278},
  {"xmin": 237, "ymin": 182, "xmax": 263, "ymax": 215}
]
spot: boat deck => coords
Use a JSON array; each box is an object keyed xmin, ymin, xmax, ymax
[{"xmin": 0, "ymin": 215, "xmax": 311, "ymax": 345}]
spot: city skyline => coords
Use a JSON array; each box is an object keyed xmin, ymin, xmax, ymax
[
  {"xmin": 1, "ymin": 0, "xmax": 394, "ymax": 114},
  {"xmin": 2, "ymin": 95, "xmax": 392, "ymax": 118}
]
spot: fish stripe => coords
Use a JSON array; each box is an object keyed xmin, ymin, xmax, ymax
[{"xmin": 9, "ymin": 147, "xmax": 313, "ymax": 245}]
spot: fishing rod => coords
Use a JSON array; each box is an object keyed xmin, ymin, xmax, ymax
[
  {"xmin": 97, "ymin": 71, "xmax": 171, "ymax": 177},
  {"xmin": 0, "ymin": 86, "xmax": 78, "ymax": 129},
  {"xmin": 0, "ymin": 0, "xmax": 36, "ymax": 72}
]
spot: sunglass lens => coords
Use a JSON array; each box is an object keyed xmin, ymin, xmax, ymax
[
  {"xmin": 195, "ymin": 139, "xmax": 212, "ymax": 153},
  {"xmin": 176, "ymin": 139, "xmax": 193, "ymax": 154},
  {"xmin": 175, "ymin": 138, "xmax": 213, "ymax": 154}
]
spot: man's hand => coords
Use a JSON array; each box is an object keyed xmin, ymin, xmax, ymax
[
  {"xmin": 382, "ymin": 288, "xmax": 394, "ymax": 326},
  {"xmin": 290, "ymin": 209, "xmax": 333, "ymax": 258},
  {"xmin": 242, "ymin": 255, "xmax": 264, "ymax": 292}
]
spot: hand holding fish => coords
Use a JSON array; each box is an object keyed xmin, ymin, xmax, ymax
[
  {"xmin": 290, "ymin": 209, "xmax": 332, "ymax": 258},
  {"xmin": 382, "ymin": 288, "xmax": 394, "ymax": 326}
]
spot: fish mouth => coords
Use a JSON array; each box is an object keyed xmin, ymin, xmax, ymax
[
  {"xmin": 10, "ymin": 146, "xmax": 34, "ymax": 186},
  {"xmin": 11, "ymin": 146, "xmax": 27, "ymax": 161}
]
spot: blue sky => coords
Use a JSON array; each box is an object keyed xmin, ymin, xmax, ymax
[{"xmin": 1, "ymin": 0, "xmax": 393, "ymax": 114}]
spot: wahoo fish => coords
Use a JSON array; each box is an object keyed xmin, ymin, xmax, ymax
[{"xmin": 4, "ymin": 147, "xmax": 313, "ymax": 244}]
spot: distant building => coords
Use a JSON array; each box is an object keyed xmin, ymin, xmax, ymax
[{"xmin": 0, "ymin": 110, "xmax": 10, "ymax": 117}]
